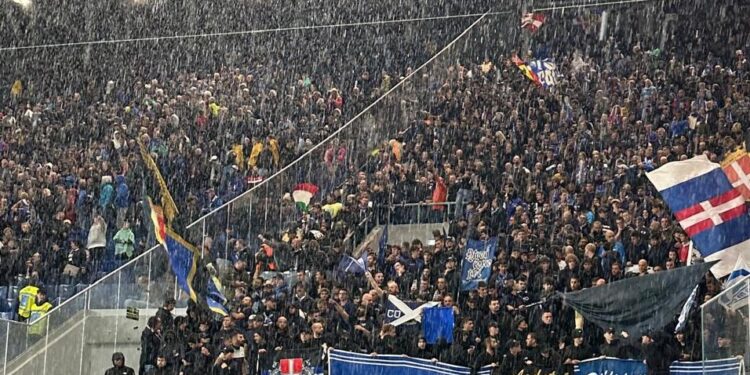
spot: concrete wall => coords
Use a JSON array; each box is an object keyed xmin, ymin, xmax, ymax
[
  {"xmin": 384, "ymin": 223, "xmax": 448, "ymax": 247},
  {"xmin": 5, "ymin": 308, "xmax": 185, "ymax": 375}
]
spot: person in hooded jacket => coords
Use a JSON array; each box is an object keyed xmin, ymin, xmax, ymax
[
  {"xmin": 105, "ymin": 352, "xmax": 136, "ymax": 375},
  {"xmin": 98, "ymin": 175, "xmax": 115, "ymax": 223},
  {"xmin": 114, "ymin": 174, "xmax": 129, "ymax": 229}
]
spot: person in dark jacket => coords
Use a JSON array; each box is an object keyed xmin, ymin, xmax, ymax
[
  {"xmin": 641, "ymin": 331, "xmax": 678, "ymax": 375},
  {"xmin": 562, "ymin": 329, "xmax": 593, "ymax": 375},
  {"xmin": 409, "ymin": 336, "xmax": 437, "ymax": 360},
  {"xmin": 472, "ymin": 337, "xmax": 499, "ymax": 373},
  {"xmin": 105, "ymin": 352, "xmax": 136, "ymax": 375},
  {"xmin": 598, "ymin": 327, "xmax": 628, "ymax": 358},
  {"xmin": 156, "ymin": 298, "xmax": 176, "ymax": 334},
  {"xmin": 499, "ymin": 339, "xmax": 526, "ymax": 375},
  {"xmin": 372, "ymin": 324, "xmax": 400, "ymax": 354},
  {"xmin": 145, "ymin": 354, "xmax": 174, "ymax": 375},
  {"xmin": 139, "ymin": 317, "xmax": 163, "ymax": 375}
]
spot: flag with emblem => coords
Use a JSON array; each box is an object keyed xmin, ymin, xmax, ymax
[
  {"xmin": 520, "ymin": 13, "xmax": 545, "ymax": 32},
  {"xmin": 511, "ymin": 55, "xmax": 542, "ymax": 87},
  {"xmin": 721, "ymin": 147, "xmax": 750, "ymax": 200},
  {"xmin": 647, "ymin": 154, "xmax": 750, "ymax": 277}
]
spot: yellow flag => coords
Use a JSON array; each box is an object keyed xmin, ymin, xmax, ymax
[
  {"xmin": 138, "ymin": 137, "xmax": 179, "ymax": 223},
  {"xmin": 10, "ymin": 80, "xmax": 22, "ymax": 97}
]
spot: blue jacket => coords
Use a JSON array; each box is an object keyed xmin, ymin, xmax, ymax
[
  {"xmin": 99, "ymin": 181, "xmax": 114, "ymax": 210},
  {"xmin": 114, "ymin": 175, "xmax": 130, "ymax": 209}
]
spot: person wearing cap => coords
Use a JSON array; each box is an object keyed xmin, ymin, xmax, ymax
[
  {"xmin": 640, "ymin": 330, "xmax": 678, "ymax": 375},
  {"xmin": 598, "ymin": 327, "xmax": 627, "ymax": 358},
  {"xmin": 562, "ymin": 329, "xmax": 592, "ymax": 374},
  {"xmin": 105, "ymin": 352, "xmax": 136, "ymax": 375}
]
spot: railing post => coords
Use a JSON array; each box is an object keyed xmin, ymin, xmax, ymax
[{"xmin": 3, "ymin": 321, "xmax": 9, "ymax": 375}]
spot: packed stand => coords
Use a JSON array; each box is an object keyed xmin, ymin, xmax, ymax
[
  {"xmin": 116, "ymin": 11, "xmax": 750, "ymax": 375},
  {"xmin": 0, "ymin": 9, "xmax": 478, "ymax": 310}
]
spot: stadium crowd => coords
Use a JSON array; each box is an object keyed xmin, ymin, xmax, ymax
[{"xmin": 1, "ymin": 1, "xmax": 749, "ymax": 375}]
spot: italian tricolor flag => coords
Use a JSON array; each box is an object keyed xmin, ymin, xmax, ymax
[{"xmin": 292, "ymin": 183, "xmax": 319, "ymax": 212}]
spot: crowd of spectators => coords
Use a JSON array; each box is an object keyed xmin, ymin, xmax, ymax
[{"xmin": 1, "ymin": 0, "xmax": 750, "ymax": 374}]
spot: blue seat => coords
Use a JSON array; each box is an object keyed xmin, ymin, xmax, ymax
[
  {"xmin": 4, "ymin": 298, "xmax": 15, "ymax": 312},
  {"xmin": 75, "ymin": 284, "xmax": 89, "ymax": 294},
  {"xmin": 45, "ymin": 288, "xmax": 58, "ymax": 303},
  {"xmin": 0, "ymin": 286, "xmax": 8, "ymax": 300},
  {"xmin": 8, "ymin": 286, "xmax": 19, "ymax": 300},
  {"xmin": 0, "ymin": 312, "xmax": 12, "ymax": 320},
  {"xmin": 57, "ymin": 284, "xmax": 74, "ymax": 299}
]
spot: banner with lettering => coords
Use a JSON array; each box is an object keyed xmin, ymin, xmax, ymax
[
  {"xmin": 329, "ymin": 349, "xmax": 494, "ymax": 375},
  {"xmin": 574, "ymin": 357, "xmax": 648, "ymax": 375},
  {"xmin": 459, "ymin": 237, "xmax": 498, "ymax": 291}
]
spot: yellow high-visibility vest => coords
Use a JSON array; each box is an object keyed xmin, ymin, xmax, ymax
[{"xmin": 17, "ymin": 285, "xmax": 39, "ymax": 319}]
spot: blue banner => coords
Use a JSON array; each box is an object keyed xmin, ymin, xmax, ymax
[
  {"xmin": 670, "ymin": 358, "xmax": 742, "ymax": 375},
  {"xmin": 575, "ymin": 357, "xmax": 647, "ymax": 375},
  {"xmin": 329, "ymin": 349, "xmax": 492, "ymax": 375},
  {"xmin": 460, "ymin": 237, "xmax": 498, "ymax": 291}
]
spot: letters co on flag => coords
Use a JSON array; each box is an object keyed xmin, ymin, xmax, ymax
[{"xmin": 646, "ymin": 154, "xmax": 750, "ymax": 277}]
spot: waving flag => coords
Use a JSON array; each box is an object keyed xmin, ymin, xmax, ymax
[
  {"xmin": 337, "ymin": 250, "xmax": 367, "ymax": 275},
  {"xmin": 521, "ymin": 13, "xmax": 545, "ymax": 32},
  {"xmin": 511, "ymin": 55, "xmax": 542, "ymax": 86},
  {"xmin": 529, "ymin": 59, "xmax": 558, "ymax": 88},
  {"xmin": 647, "ymin": 155, "xmax": 750, "ymax": 277},
  {"xmin": 292, "ymin": 183, "xmax": 319, "ymax": 212},
  {"xmin": 562, "ymin": 261, "xmax": 715, "ymax": 340},
  {"xmin": 144, "ymin": 197, "xmax": 228, "ymax": 315},
  {"xmin": 721, "ymin": 147, "xmax": 750, "ymax": 200},
  {"xmin": 422, "ymin": 307, "xmax": 454, "ymax": 344}
]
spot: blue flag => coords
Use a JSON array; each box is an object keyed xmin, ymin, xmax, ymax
[
  {"xmin": 460, "ymin": 237, "xmax": 498, "ymax": 291},
  {"xmin": 422, "ymin": 307, "xmax": 454, "ymax": 344},
  {"xmin": 337, "ymin": 254, "xmax": 366, "ymax": 274}
]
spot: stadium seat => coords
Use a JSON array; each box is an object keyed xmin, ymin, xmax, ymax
[
  {"xmin": 8, "ymin": 286, "xmax": 19, "ymax": 301},
  {"xmin": 75, "ymin": 284, "xmax": 89, "ymax": 294},
  {"xmin": 57, "ymin": 284, "xmax": 74, "ymax": 299},
  {"xmin": 0, "ymin": 312, "xmax": 12, "ymax": 321},
  {"xmin": 45, "ymin": 288, "xmax": 58, "ymax": 303},
  {"xmin": 0, "ymin": 299, "xmax": 11, "ymax": 312},
  {"xmin": 0, "ymin": 286, "xmax": 8, "ymax": 300}
]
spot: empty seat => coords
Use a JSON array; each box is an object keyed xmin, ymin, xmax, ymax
[
  {"xmin": 8, "ymin": 286, "xmax": 19, "ymax": 300},
  {"xmin": 0, "ymin": 286, "xmax": 8, "ymax": 300},
  {"xmin": 0, "ymin": 312, "xmax": 12, "ymax": 320},
  {"xmin": 57, "ymin": 284, "xmax": 74, "ymax": 299},
  {"xmin": 5, "ymin": 298, "xmax": 15, "ymax": 312},
  {"xmin": 75, "ymin": 284, "xmax": 89, "ymax": 294}
]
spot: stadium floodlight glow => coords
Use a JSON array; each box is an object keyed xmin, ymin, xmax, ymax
[{"xmin": 11, "ymin": 0, "xmax": 32, "ymax": 9}]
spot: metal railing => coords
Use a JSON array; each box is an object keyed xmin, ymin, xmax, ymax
[{"xmin": 0, "ymin": 11, "xmax": 510, "ymax": 374}]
